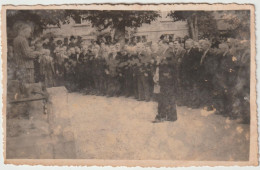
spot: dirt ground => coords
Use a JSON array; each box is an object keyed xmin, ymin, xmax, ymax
[
  {"xmin": 6, "ymin": 90, "xmax": 249, "ymax": 160},
  {"xmin": 68, "ymin": 93, "xmax": 249, "ymax": 161}
]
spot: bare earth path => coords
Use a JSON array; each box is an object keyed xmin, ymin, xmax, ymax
[{"xmin": 68, "ymin": 93, "xmax": 249, "ymax": 161}]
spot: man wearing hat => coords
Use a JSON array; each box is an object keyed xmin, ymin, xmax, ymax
[
  {"xmin": 68, "ymin": 35, "xmax": 77, "ymax": 48},
  {"xmin": 13, "ymin": 22, "xmax": 42, "ymax": 84}
]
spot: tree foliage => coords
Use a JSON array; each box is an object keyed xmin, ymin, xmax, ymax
[
  {"xmin": 218, "ymin": 10, "xmax": 250, "ymax": 39},
  {"xmin": 7, "ymin": 10, "xmax": 69, "ymax": 37},
  {"xmin": 66, "ymin": 10, "xmax": 161, "ymax": 43},
  {"xmin": 7, "ymin": 10, "xmax": 160, "ymax": 43},
  {"xmin": 167, "ymin": 11, "xmax": 219, "ymax": 41}
]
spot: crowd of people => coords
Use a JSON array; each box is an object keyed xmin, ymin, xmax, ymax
[{"xmin": 8, "ymin": 23, "xmax": 250, "ymax": 123}]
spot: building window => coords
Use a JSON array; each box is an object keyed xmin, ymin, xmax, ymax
[{"xmin": 74, "ymin": 17, "xmax": 82, "ymax": 24}]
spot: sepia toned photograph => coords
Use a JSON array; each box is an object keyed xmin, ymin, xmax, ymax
[{"xmin": 1, "ymin": 4, "xmax": 257, "ymax": 167}]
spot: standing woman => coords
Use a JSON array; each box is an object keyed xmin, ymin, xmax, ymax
[{"xmin": 153, "ymin": 46, "xmax": 178, "ymax": 122}]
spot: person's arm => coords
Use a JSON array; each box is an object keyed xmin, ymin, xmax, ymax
[{"xmin": 20, "ymin": 38, "xmax": 40, "ymax": 59}]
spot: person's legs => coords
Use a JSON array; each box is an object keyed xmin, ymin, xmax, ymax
[
  {"xmin": 155, "ymin": 86, "xmax": 177, "ymax": 122},
  {"xmin": 166, "ymin": 100, "xmax": 177, "ymax": 121},
  {"xmin": 107, "ymin": 76, "xmax": 113, "ymax": 97},
  {"xmin": 137, "ymin": 75, "xmax": 145, "ymax": 100},
  {"xmin": 92, "ymin": 73, "xmax": 99, "ymax": 95},
  {"xmin": 190, "ymin": 82, "xmax": 200, "ymax": 108},
  {"xmin": 213, "ymin": 90, "xmax": 225, "ymax": 115},
  {"xmin": 133, "ymin": 74, "xmax": 139, "ymax": 99},
  {"xmin": 142, "ymin": 75, "xmax": 151, "ymax": 101},
  {"xmin": 100, "ymin": 74, "xmax": 106, "ymax": 95},
  {"xmin": 240, "ymin": 98, "xmax": 250, "ymax": 124},
  {"xmin": 77, "ymin": 66, "xmax": 84, "ymax": 90},
  {"xmin": 114, "ymin": 77, "xmax": 121, "ymax": 96},
  {"xmin": 118, "ymin": 76, "xmax": 124, "ymax": 96},
  {"xmin": 165, "ymin": 89, "xmax": 177, "ymax": 121},
  {"xmin": 155, "ymin": 94, "xmax": 166, "ymax": 120},
  {"xmin": 124, "ymin": 72, "xmax": 133, "ymax": 97}
]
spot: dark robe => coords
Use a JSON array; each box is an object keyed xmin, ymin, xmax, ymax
[
  {"xmin": 136, "ymin": 52, "xmax": 151, "ymax": 101},
  {"xmin": 77, "ymin": 52, "xmax": 88, "ymax": 89},
  {"xmin": 155, "ymin": 55, "xmax": 178, "ymax": 121}
]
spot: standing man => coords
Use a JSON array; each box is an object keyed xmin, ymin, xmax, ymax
[
  {"xmin": 214, "ymin": 43, "xmax": 233, "ymax": 117},
  {"xmin": 123, "ymin": 46, "xmax": 135, "ymax": 97},
  {"xmin": 106, "ymin": 46, "xmax": 121, "ymax": 97},
  {"xmin": 46, "ymin": 37, "xmax": 56, "ymax": 57},
  {"xmin": 136, "ymin": 43, "xmax": 151, "ymax": 101},
  {"xmin": 77, "ymin": 45, "xmax": 88, "ymax": 90},
  {"xmin": 199, "ymin": 39, "xmax": 216, "ymax": 111},
  {"xmin": 172, "ymin": 41, "xmax": 186, "ymax": 105},
  {"xmin": 68, "ymin": 36, "xmax": 77, "ymax": 48},
  {"xmin": 86, "ymin": 45, "xmax": 96, "ymax": 94},
  {"xmin": 13, "ymin": 23, "xmax": 41, "ymax": 84},
  {"xmin": 180, "ymin": 39, "xmax": 202, "ymax": 108},
  {"xmin": 153, "ymin": 43, "xmax": 178, "ymax": 122},
  {"xmin": 63, "ymin": 37, "xmax": 69, "ymax": 48}
]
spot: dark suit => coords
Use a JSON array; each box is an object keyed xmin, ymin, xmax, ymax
[
  {"xmin": 77, "ymin": 52, "xmax": 88, "ymax": 89},
  {"xmin": 106, "ymin": 53, "xmax": 121, "ymax": 96},
  {"xmin": 81, "ymin": 51, "xmax": 95, "ymax": 91},
  {"xmin": 131, "ymin": 54, "xmax": 140, "ymax": 99},
  {"xmin": 68, "ymin": 42, "xmax": 77, "ymax": 48},
  {"xmin": 200, "ymin": 49, "xmax": 218, "ymax": 109},
  {"xmin": 215, "ymin": 50, "xmax": 240, "ymax": 117},
  {"xmin": 118, "ymin": 53, "xmax": 134, "ymax": 97},
  {"xmin": 180, "ymin": 48, "xmax": 202, "ymax": 107},
  {"xmin": 235, "ymin": 50, "xmax": 250, "ymax": 122},
  {"xmin": 136, "ymin": 52, "xmax": 151, "ymax": 101},
  {"xmin": 165, "ymin": 47, "xmax": 185, "ymax": 104},
  {"xmin": 92, "ymin": 54, "xmax": 107, "ymax": 95}
]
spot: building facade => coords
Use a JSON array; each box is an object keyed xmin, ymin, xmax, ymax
[
  {"xmin": 43, "ymin": 18, "xmax": 99, "ymax": 41},
  {"xmin": 43, "ymin": 11, "xmax": 189, "ymax": 43},
  {"xmin": 131, "ymin": 11, "xmax": 189, "ymax": 42}
]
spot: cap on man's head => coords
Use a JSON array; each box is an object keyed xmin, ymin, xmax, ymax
[
  {"xmin": 56, "ymin": 40, "xmax": 63, "ymax": 45},
  {"xmin": 70, "ymin": 36, "xmax": 76, "ymax": 41}
]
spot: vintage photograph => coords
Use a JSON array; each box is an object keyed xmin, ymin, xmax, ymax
[{"xmin": 2, "ymin": 4, "xmax": 257, "ymax": 166}]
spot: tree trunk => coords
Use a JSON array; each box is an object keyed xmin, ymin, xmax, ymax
[
  {"xmin": 188, "ymin": 18, "xmax": 196, "ymax": 41},
  {"xmin": 193, "ymin": 15, "xmax": 199, "ymax": 41},
  {"xmin": 114, "ymin": 25, "xmax": 125, "ymax": 47}
]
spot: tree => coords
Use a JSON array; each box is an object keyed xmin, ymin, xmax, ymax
[
  {"xmin": 217, "ymin": 10, "xmax": 250, "ymax": 39},
  {"xmin": 7, "ymin": 10, "xmax": 160, "ymax": 46},
  {"xmin": 7, "ymin": 10, "xmax": 68, "ymax": 38},
  {"xmin": 167, "ymin": 11, "xmax": 219, "ymax": 41},
  {"xmin": 65, "ymin": 10, "xmax": 161, "ymax": 45}
]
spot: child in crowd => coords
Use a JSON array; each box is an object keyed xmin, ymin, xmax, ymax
[{"xmin": 40, "ymin": 49, "xmax": 55, "ymax": 88}]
